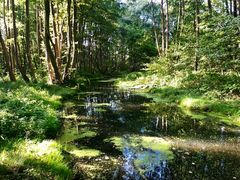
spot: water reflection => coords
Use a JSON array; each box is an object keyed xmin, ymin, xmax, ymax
[{"xmin": 61, "ymin": 82, "xmax": 240, "ymax": 179}]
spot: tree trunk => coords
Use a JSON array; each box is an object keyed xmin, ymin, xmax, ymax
[
  {"xmin": 195, "ymin": 0, "xmax": 200, "ymax": 71},
  {"xmin": 165, "ymin": 0, "xmax": 169, "ymax": 53},
  {"xmin": 233, "ymin": 0, "xmax": 237, "ymax": 16},
  {"xmin": 208, "ymin": 0, "xmax": 212, "ymax": 15},
  {"xmin": 150, "ymin": 0, "xmax": 161, "ymax": 56},
  {"xmin": 161, "ymin": 0, "xmax": 165, "ymax": 54},
  {"xmin": 26, "ymin": 0, "xmax": 36, "ymax": 82},
  {"xmin": 11, "ymin": 0, "xmax": 30, "ymax": 82},
  {"xmin": 238, "ymin": 0, "xmax": 240, "ymax": 15},
  {"xmin": 36, "ymin": 4, "xmax": 42, "ymax": 67},
  {"xmin": 230, "ymin": 0, "xmax": 233, "ymax": 14},
  {"xmin": 238, "ymin": 0, "xmax": 240, "ymax": 16},
  {"xmin": 63, "ymin": 0, "xmax": 73, "ymax": 81},
  {"xmin": 44, "ymin": 0, "xmax": 62, "ymax": 84},
  {"xmin": 225, "ymin": 0, "xmax": 229, "ymax": 14},
  {"xmin": 0, "ymin": 31, "xmax": 16, "ymax": 81}
]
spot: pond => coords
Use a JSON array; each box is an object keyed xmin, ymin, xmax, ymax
[{"xmin": 60, "ymin": 81, "xmax": 240, "ymax": 179}]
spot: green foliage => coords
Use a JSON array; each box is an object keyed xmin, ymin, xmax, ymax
[
  {"xmin": 0, "ymin": 81, "xmax": 62, "ymax": 139},
  {"xmin": 0, "ymin": 140, "xmax": 71, "ymax": 179}
]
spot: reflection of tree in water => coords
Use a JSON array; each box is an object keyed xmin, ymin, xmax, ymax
[{"xmin": 148, "ymin": 102, "xmax": 239, "ymax": 140}]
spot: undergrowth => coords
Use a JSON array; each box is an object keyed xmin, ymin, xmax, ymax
[{"xmin": 0, "ymin": 81, "xmax": 76, "ymax": 179}]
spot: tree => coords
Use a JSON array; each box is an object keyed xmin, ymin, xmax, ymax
[
  {"xmin": 11, "ymin": 0, "xmax": 30, "ymax": 82},
  {"xmin": 25, "ymin": 0, "xmax": 36, "ymax": 81},
  {"xmin": 44, "ymin": 0, "xmax": 62, "ymax": 84},
  {"xmin": 0, "ymin": 30, "xmax": 16, "ymax": 81},
  {"xmin": 161, "ymin": 0, "xmax": 165, "ymax": 54}
]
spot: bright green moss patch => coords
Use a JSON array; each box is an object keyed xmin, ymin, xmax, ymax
[
  {"xmin": 106, "ymin": 135, "xmax": 173, "ymax": 158},
  {"xmin": 64, "ymin": 144, "xmax": 102, "ymax": 158}
]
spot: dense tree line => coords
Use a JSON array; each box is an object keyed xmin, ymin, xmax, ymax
[{"xmin": 0, "ymin": 0, "xmax": 239, "ymax": 84}]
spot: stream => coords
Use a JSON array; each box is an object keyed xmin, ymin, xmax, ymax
[{"xmin": 59, "ymin": 80, "xmax": 240, "ymax": 179}]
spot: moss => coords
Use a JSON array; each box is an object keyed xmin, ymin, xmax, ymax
[
  {"xmin": 64, "ymin": 144, "xmax": 102, "ymax": 158},
  {"xmin": 106, "ymin": 135, "xmax": 173, "ymax": 159}
]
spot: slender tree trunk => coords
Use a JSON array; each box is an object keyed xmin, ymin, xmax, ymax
[
  {"xmin": 26, "ymin": 0, "xmax": 36, "ymax": 82},
  {"xmin": 63, "ymin": 0, "xmax": 73, "ymax": 81},
  {"xmin": 44, "ymin": 0, "xmax": 62, "ymax": 84},
  {"xmin": 51, "ymin": 2, "xmax": 62, "ymax": 73},
  {"xmin": 11, "ymin": 0, "xmax": 30, "ymax": 82},
  {"xmin": 36, "ymin": 4, "xmax": 42, "ymax": 67},
  {"xmin": 238, "ymin": 0, "xmax": 240, "ymax": 15},
  {"xmin": 230, "ymin": 0, "xmax": 233, "ymax": 14},
  {"xmin": 225, "ymin": 0, "xmax": 229, "ymax": 14},
  {"xmin": 150, "ymin": 0, "xmax": 161, "ymax": 56},
  {"xmin": 208, "ymin": 0, "xmax": 212, "ymax": 15},
  {"xmin": 233, "ymin": 0, "xmax": 237, "ymax": 16},
  {"xmin": 180, "ymin": 0, "xmax": 185, "ymax": 35},
  {"xmin": 161, "ymin": 0, "xmax": 165, "ymax": 54},
  {"xmin": 0, "ymin": 31, "xmax": 16, "ymax": 81},
  {"xmin": 3, "ymin": 0, "xmax": 8, "ymax": 37},
  {"xmin": 165, "ymin": 0, "xmax": 169, "ymax": 53},
  {"xmin": 195, "ymin": 0, "xmax": 200, "ymax": 71}
]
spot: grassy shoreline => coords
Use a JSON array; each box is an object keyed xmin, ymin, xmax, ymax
[{"xmin": 116, "ymin": 72, "xmax": 240, "ymax": 127}]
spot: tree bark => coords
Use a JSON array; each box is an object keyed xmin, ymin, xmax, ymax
[
  {"xmin": 63, "ymin": 0, "xmax": 73, "ymax": 81},
  {"xmin": 11, "ymin": 0, "xmax": 30, "ymax": 82},
  {"xmin": 238, "ymin": 0, "xmax": 240, "ymax": 15},
  {"xmin": 233, "ymin": 0, "xmax": 237, "ymax": 16},
  {"xmin": 36, "ymin": 4, "xmax": 42, "ymax": 67},
  {"xmin": 165, "ymin": 0, "xmax": 169, "ymax": 52},
  {"xmin": 0, "ymin": 30, "xmax": 16, "ymax": 81},
  {"xmin": 208, "ymin": 0, "xmax": 212, "ymax": 15},
  {"xmin": 44, "ymin": 0, "xmax": 62, "ymax": 84},
  {"xmin": 195, "ymin": 0, "xmax": 200, "ymax": 71},
  {"xmin": 26, "ymin": 0, "xmax": 36, "ymax": 82},
  {"xmin": 161, "ymin": 0, "xmax": 165, "ymax": 54},
  {"xmin": 225, "ymin": 0, "xmax": 229, "ymax": 14},
  {"xmin": 150, "ymin": 0, "xmax": 161, "ymax": 56}
]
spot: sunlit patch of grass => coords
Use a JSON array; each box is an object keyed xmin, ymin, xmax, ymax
[
  {"xmin": 180, "ymin": 97, "xmax": 240, "ymax": 126},
  {"xmin": 0, "ymin": 140, "xmax": 71, "ymax": 179},
  {"xmin": 180, "ymin": 97, "xmax": 209, "ymax": 111}
]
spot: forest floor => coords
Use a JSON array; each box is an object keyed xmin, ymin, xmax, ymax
[
  {"xmin": 116, "ymin": 72, "xmax": 240, "ymax": 127},
  {"xmin": 0, "ymin": 81, "xmax": 77, "ymax": 179}
]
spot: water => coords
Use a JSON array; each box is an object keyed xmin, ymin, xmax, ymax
[{"xmin": 60, "ymin": 81, "xmax": 240, "ymax": 179}]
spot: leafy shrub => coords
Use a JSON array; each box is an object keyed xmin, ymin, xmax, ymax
[{"xmin": 0, "ymin": 82, "xmax": 61, "ymax": 139}]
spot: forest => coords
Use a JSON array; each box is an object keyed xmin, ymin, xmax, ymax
[{"xmin": 0, "ymin": 0, "xmax": 240, "ymax": 179}]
